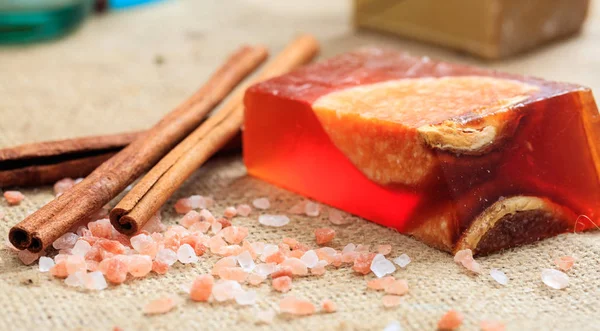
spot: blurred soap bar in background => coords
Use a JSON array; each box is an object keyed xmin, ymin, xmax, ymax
[{"xmin": 354, "ymin": 0, "xmax": 590, "ymax": 59}]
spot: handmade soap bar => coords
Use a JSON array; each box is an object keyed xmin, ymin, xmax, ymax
[
  {"xmin": 354, "ymin": 0, "xmax": 590, "ymax": 59},
  {"xmin": 243, "ymin": 49, "xmax": 600, "ymax": 255}
]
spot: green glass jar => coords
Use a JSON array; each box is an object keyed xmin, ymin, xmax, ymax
[{"xmin": 0, "ymin": 0, "xmax": 92, "ymax": 44}]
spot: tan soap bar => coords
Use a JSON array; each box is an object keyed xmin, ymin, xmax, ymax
[{"xmin": 354, "ymin": 0, "xmax": 589, "ymax": 59}]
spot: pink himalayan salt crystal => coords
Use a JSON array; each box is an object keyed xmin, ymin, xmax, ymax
[
  {"xmin": 51, "ymin": 261, "xmax": 69, "ymax": 278},
  {"xmin": 370, "ymin": 254, "xmax": 396, "ymax": 278},
  {"xmin": 66, "ymin": 255, "xmax": 87, "ymax": 275},
  {"xmin": 328, "ymin": 208, "xmax": 351, "ymax": 225},
  {"xmin": 243, "ymin": 241, "xmax": 258, "ymax": 260},
  {"xmin": 304, "ymin": 202, "xmax": 320, "ymax": 217},
  {"xmin": 259, "ymin": 244, "xmax": 278, "ymax": 261},
  {"xmin": 393, "ymin": 254, "xmax": 411, "ymax": 268},
  {"xmin": 300, "ymin": 250, "xmax": 319, "ymax": 268},
  {"xmin": 279, "ymin": 296, "xmax": 316, "ymax": 316},
  {"xmin": 39, "ymin": 256, "xmax": 55, "ymax": 272},
  {"xmin": 17, "ymin": 249, "xmax": 40, "ymax": 265},
  {"xmin": 199, "ymin": 209, "xmax": 215, "ymax": 223},
  {"xmin": 76, "ymin": 226, "xmax": 91, "ymax": 237},
  {"xmin": 52, "ymin": 232, "xmax": 79, "ymax": 250},
  {"xmin": 377, "ymin": 244, "xmax": 392, "ymax": 256},
  {"xmin": 179, "ymin": 210, "xmax": 201, "ymax": 228},
  {"xmin": 144, "ymin": 297, "xmax": 177, "ymax": 315},
  {"xmin": 236, "ymin": 251, "xmax": 255, "ymax": 272},
  {"xmin": 454, "ymin": 249, "xmax": 481, "ymax": 274},
  {"xmin": 152, "ymin": 261, "xmax": 169, "ymax": 275},
  {"xmin": 98, "ymin": 257, "xmax": 128, "ymax": 284},
  {"xmin": 282, "ymin": 237, "xmax": 299, "ymax": 247},
  {"xmin": 314, "ymin": 228, "xmax": 335, "ymax": 245},
  {"xmin": 321, "ymin": 299, "xmax": 337, "ymax": 313},
  {"xmin": 280, "ymin": 257, "xmax": 308, "ymax": 276},
  {"xmin": 188, "ymin": 221, "xmax": 211, "ymax": 233},
  {"xmin": 190, "ymin": 274, "xmax": 214, "ymax": 302},
  {"xmin": 236, "ymin": 204, "xmax": 252, "ymax": 217},
  {"xmin": 217, "ymin": 245, "xmax": 243, "ymax": 257},
  {"xmin": 218, "ymin": 267, "xmax": 248, "ymax": 282},
  {"xmin": 252, "ymin": 197, "xmax": 270, "ymax": 210},
  {"xmin": 130, "ymin": 233, "xmax": 158, "ymax": 257},
  {"xmin": 221, "ymin": 226, "xmax": 249, "ymax": 244},
  {"xmin": 288, "ymin": 201, "xmax": 307, "ymax": 214},
  {"xmin": 142, "ymin": 213, "xmax": 166, "ymax": 233},
  {"xmin": 128, "ymin": 255, "xmax": 152, "ymax": 277},
  {"xmin": 310, "ymin": 260, "xmax": 328, "ymax": 275},
  {"xmin": 382, "ymin": 295, "xmax": 402, "ymax": 308},
  {"xmin": 554, "ymin": 256, "xmax": 575, "ymax": 271},
  {"xmin": 272, "ymin": 276, "xmax": 292, "ymax": 292},
  {"xmin": 490, "ymin": 269, "xmax": 508, "ymax": 285},
  {"xmin": 258, "ymin": 214, "xmax": 289, "ymax": 227},
  {"xmin": 271, "ymin": 266, "xmax": 293, "ymax": 279},
  {"xmin": 83, "ymin": 271, "xmax": 108, "ymax": 290},
  {"xmin": 212, "ymin": 256, "xmax": 237, "ymax": 275},
  {"xmin": 247, "ymin": 273, "xmax": 266, "ymax": 286},
  {"xmin": 255, "ymin": 310, "xmax": 275, "ymax": 325},
  {"xmin": 217, "ymin": 218, "xmax": 232, "ymax": 229},
  {"xmin": 177, "ymin": 244, "xmax": 198, "ymax": 264},
  {"xmin": 223, "ymin": 206, "xmax": 237, "ymax": 219},
  {"xmin": 212, "ymin": 280, "xmax": 243, "ymax": 302},
  {"xmin": 235, "ymin": 290, "xmax": 257, "ymax": 306},
  {"xmin": 4, "ymin": 190, "xmax": 25, "ymax": 205},
  {"xmin": 541, "ymin": 269, "xmax": 569, "ymax": 289},
  {"xmin": 353, "ymin": 253, "xmax": 377, "ymax": 275},
  {"xmin": 438, "ymin": 309, "xmax": 464, "ymax": 330},
  {"xmin": 254, "ymin": 262, "xmax": 277, "ymax": 277},
  {"xmin": 155, "ymin": 249, "xmax": 178, "ymax": 266},
  {"xmin": 88, "ymin": 219, "xmax": 113, "ymax": 238},
  {"xmin": 265, "ymin": 250, "xmax": 285, "ymax": 264},
  {"xmin": 72, "ymin": 240, "xmax": 92, "ymax": 257},
  {"xmin": 211, "ymin": 220, "xmax": 223, "ymax": 234},
  {"xmin": 53, "ymin": 178, "xmax": 75, "ymax": 195},
  {"xmin": 174, "ymin": 195, "xmax": 206, "ymax": 214},
  {"xmin": 384, "ymin": 279, "xmax": 409, "ymax": 296},
  {"xmin": 65, "ymin": 271, "xmax": 85, "ymax": 287},
  {"xmin": 480, "ymin": 320, "xmax": 506, "ymax": 331},
  {"xmin": 87, "ymin": 260, "xmax": 100, "ymax": 272},
  {"xmin": 367, "ymin": 276, "xmax": 396, "ymax": 290}
]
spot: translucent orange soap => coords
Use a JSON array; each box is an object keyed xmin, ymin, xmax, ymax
[{"xmin": 243, "ymin": 49, "xmax": 600, "ymax": 255}]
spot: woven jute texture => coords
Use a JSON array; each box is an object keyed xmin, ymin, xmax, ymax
[{"xmin": 1, "ymin": 1, "xmax": 599, "ymax": 330}]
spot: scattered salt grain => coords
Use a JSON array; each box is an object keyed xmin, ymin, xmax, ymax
[
  {"xmin": 155, "ymin": 249, "xmax": 177, "ymax": 266},
  {"xmin": 393, "ymin": 254, "xmax": 411, "ymax": 268},
  {"xmin": 4, "ymin": 190, "xmax": 25, "ymax": 205},
  {"xmin": 321, "ymin": 299, "xmax": 337, "ymax": 313},
  {"xmin": 304, "ymin": 202, "xmax": 320, "ymax": 217},
  {"xmin": 211, "ymin": 220, "xmax": 223, "ymax": 234},
  {"xmin": 223, "ymin": 206, "xmax": 237, "ymax": 219},
  {"xmin": 367, "ymin": 276, "xmax": 395, "ymax": 290},
  {"xmin": 235, "ymin": 290, "xmax": 257, "ymax": 305},
  {"xmin": 212, "ymin": 280, "xmax": 243, "ymax": 302},
  {"xmin": 480, "ymin": 320, "xmax": 506, "ymax": 331},
  {"xmin": 310, "ymin": 260, "xmax": 328, "ymax": 275},
  {"xmin": 128, "ymin": 255, "xmax": 152, "ymax": 277},
  {"xmin": 541, "ymin": 268, "xmax": 569, "ymax": 290},
  {"xmin": 179, "ymin": 210, "xmax": 201, "ymax": 228},
  {"xmin": 177, "ymin": 244, "xmax": 198, "ymax": 264},
  {"xmin": 377, "ymin": 244, "xmax": 392, "ymax": 255},
  {"xmin": 71, "ymin": 240, "xmax": 92, "ymax": 257},
  {"xmin": 314, "ymin": 228, "xmax": 335, "ymax": 245},
  {"xmin": 383, "ymin": 321, "xmax": 403, "ymax": 331},
  {"xmin": 38, "ymin": 256, "xmax": 55, "ymax": 272},
  {"xmin": 384, "ymin": 279, "xmax": 409, "ymax": 296},
  {"xmin": 554, "ymin": 256, "xmax": 575, "ymax": 271},
  {"xmin": 236, "ymin": 204, "xmax": 252, "ymax": 217},
  {"xmin": 382, "ymin": 295, "xmax": 402, "ymax": 308},
  {"xmin": 370, "ymin": 254, "xmax": 396, "ymax": 278},
  {"xmin": 252, "ymin": 198, "xmax": 270, "ymax": 210},
  {"xmin": 236, "ymin": 251, "xmax": 255, "ymax": 272},
  {"xmin": 342, "ymin": 243, "xmax": 356, "ymax": 254},
  {"xmin": 190, "ymin": 274, "xmax": 214, "ymax": 302},
  {"xmin": 288, "ymin": 201, "xmax": 306, "ymax": 214},
  {"xmin": 258, "ymin": 214, "xmax": 290, "ymax": 227},
  {"xmin": 65, "ymin": 271, "xmax": 85, "ymax": 287},
  {"xmin": 437, "ymin": 309, "xmax": 463, "ymax": 330},
  {"xmin": 454, "ymin": 249, "xmax": 481, "ymax": 274},
  {"xmin": 88, "ymin": 218, "xmax": 113, "ymax": 238},
  {"xmin": 52, "ymin": 232, "xmax": 79, "ymax": 250},
  {"xmin": 328, "ymin": 208, "xmax": 349, "ymax": 225},
  {"xmin": 279, "ymin": 296, "xmax": 316, "ymax": 316},
  {"xmin": 18, "ymin": 250, "xmax": 39, "ymax": 265},
  {"xmin": 255, "ymin": 310, "xmax": 275, "ymax": 325},
  {"xmin": 272, "ymin": 275, "xmax": 292, "ymax": 292},
  {"xmin": 143, "ymin": 297, "xmax": 177, "ymax": 315},
  {"xmin": 490, "ymin": 269, "xmax": 508, "ymax": 285},
  {"xmin": 300, "ymin": 250, "xmax": 319, "ymax": 268},
  {"xmin": 254, "ymin": 263, "xmax": 277, "ymax": 277},
  {"xmin": 83, "ymin": 271, "xmax": 108, "ymax": 290},
  {"xmin": 247, "ymin": 273, "xmax": 266, "ymax": 285}
]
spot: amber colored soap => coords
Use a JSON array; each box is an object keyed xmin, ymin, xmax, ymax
[
  {"xmin": 354, "ymin": 0, "xmax": 589, "ymax": 59},
  {"xmin": 243, "ymin": 49, "xmax": 600, "ymax": 255}
]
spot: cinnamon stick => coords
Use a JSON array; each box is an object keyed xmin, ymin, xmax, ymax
[
  {"xmin": 110, "ymin": 34, "xmax": 320, "ymax": 234},
  {"xmin": 0, "ymin": 131, "xmax": 242, "ymax": 188},
  {"xmin": 0, "ymin": 131, "xmax": 141, "ymax": 188},
  {"xmin": 9, "ymin": 45, "xmax": 268, "ymax": 252}
]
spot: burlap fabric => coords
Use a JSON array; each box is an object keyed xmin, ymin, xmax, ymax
[{"xmin": 1, "ymin": 1, "xmax": 599, "ymax": 330}]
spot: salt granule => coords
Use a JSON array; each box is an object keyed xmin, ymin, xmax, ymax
[
  {"xmin": 84, "ymin": 271, "xmax": 108, "ymax": 290},
  {"xmin": 554, "ymin": 256, "xmax": 575, "ymax": 271},
  {"xmin": 280, "ymin": 257, "xmax": 308, "ymax": 275},
  {"xmin": 437, "ymin": 309, "xmax": 463, "ymax": 330},
  {"xmin": 272, "ymin": 276, "xmax": 292, "ymax": 292},
  {"xmin": 235, "ymin": 290, "xmax": 257, "ymax": 305},
  {"xmin": 212, "ymin": 280, "xmax": 243, "ymax": 302},
  {"xmin": 321, "ymin": 299, "xmax": 337, "ymax": 313},
  {"xmin": 279, "ymin": 296, "xmax": 316, "ymax": 316},
  {"xmin": 480, "ymin": 320, "xmax": 506, "ymax": 331},
  {"xmin": 65, "ymin": 255, "xmax": 86, "ymax": 274},
  {"xmin": 52, "ymin": 232, "xmax": 79, "ymax": 250},
  {"xmin": 300, "ymin": 250, "xmax": 319, "ymax": 268},
  {"xmin": 490, "ymin": 269, "xmax": 508, "ymax": 285},
  {"xmin": 342, "ymin": 243, "xmax": 356, "ymax": 254},
  {"xmin": 314, "ymin": 228, "xmax": 335, "ymax": 245},
  {"xmin": 370, "ymin": 254, "xmax": 396, "ymax": 278},
  {"xmin": 382, "ymin": 295, "xmax": 402, "ymax": 308},
  {"xmin": 541, "ymin": 268, "xmax": 569, "ymax": 289},
  {"xmin": 258, "ymin": 215, "xmax": 290, "ymax": 227},
  {"xmin": 38, "ymin": 256, "xmax": 55, "ymax": 272},
  {"xmin": 367, "ymin": 276, "xmax": 395, "ymax": 290},
  {"xmin": 190, "ymin": 274, "xmax": 214, "ymax": 302},
  {"xmin": 383, "ymin": 321, "xmax": 403, "ymax": 331},
  {"xmin": 377, "ymin": 244, "xmax": 392, "ymax": 255},
  {"xmin": 155, "ymin": 249, "xmax": 177, "ymax": 266},
  {"xmin": 304, "ymin": 202, "xmax": 320, "ymax": 217},
  {"xmin": 223, "ymin": 206, "xmax": 237, "ymax": 219},
  {"xmin": 128, "ymin": 255, "xmax": 152, "ymax": 277},
  {"xmin": 65, "ymin": 271, "xmax": 85, "ymax": 287},
  {"xmin": 177, "ymin": 244, "xmax": 198, "ymax": 264},
  {"xmin": 252, "ymin": 198, "xmax": 270, "ymax": 210},
  {"xmin": 143, "ymin": 297, "xmax": 177, "ymax": 315},
  {"xmin": 4, "ymin": 190, "xmax": 25, "ymax": 205},
  {"xmin": 328, "ymin": 209, "xmax": 349, "ymax": 225},
  {"xmin": 288, "ymin": 201, "xmax": 306, "ymax": 214},
  {"xmin": 254, "ymin": 263, "xmax": 277, "ymax": 277},
  {"xmin": 236, "ymin": 251, "xmax": 256, "ymax": 272},
  {"xmin": 255, "ymin": 310, "xmax": 275, "ymax": 325},
  {"xmin": 384, "ymin": 279, "xmax": 409, "ymax": 296},
  {"xmin": 188, "ymin": 195, "xmax": 206, "ymax": 209},
  {"xmin": 236, "ymin": 204, "xmax": 252, "ymax": 217},
  {"xmin": 393, "ymin": 254, "xmax": 411, "ymax": 268},
  {"xmin": 71, "ymin": 240, "xmax": 91, "ymax": 257},
  {"xmin": 17, "ymin": 250, "xmax": 39, "ymax": 265}
]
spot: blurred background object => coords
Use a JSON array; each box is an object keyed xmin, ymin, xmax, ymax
[
  {"xmin": 354, "ymin": 0, "xmax": 590, "ymax": 59},
  {"xmin": 0, "ymin": 0, "xmax": 163, "ymax": 44}
]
